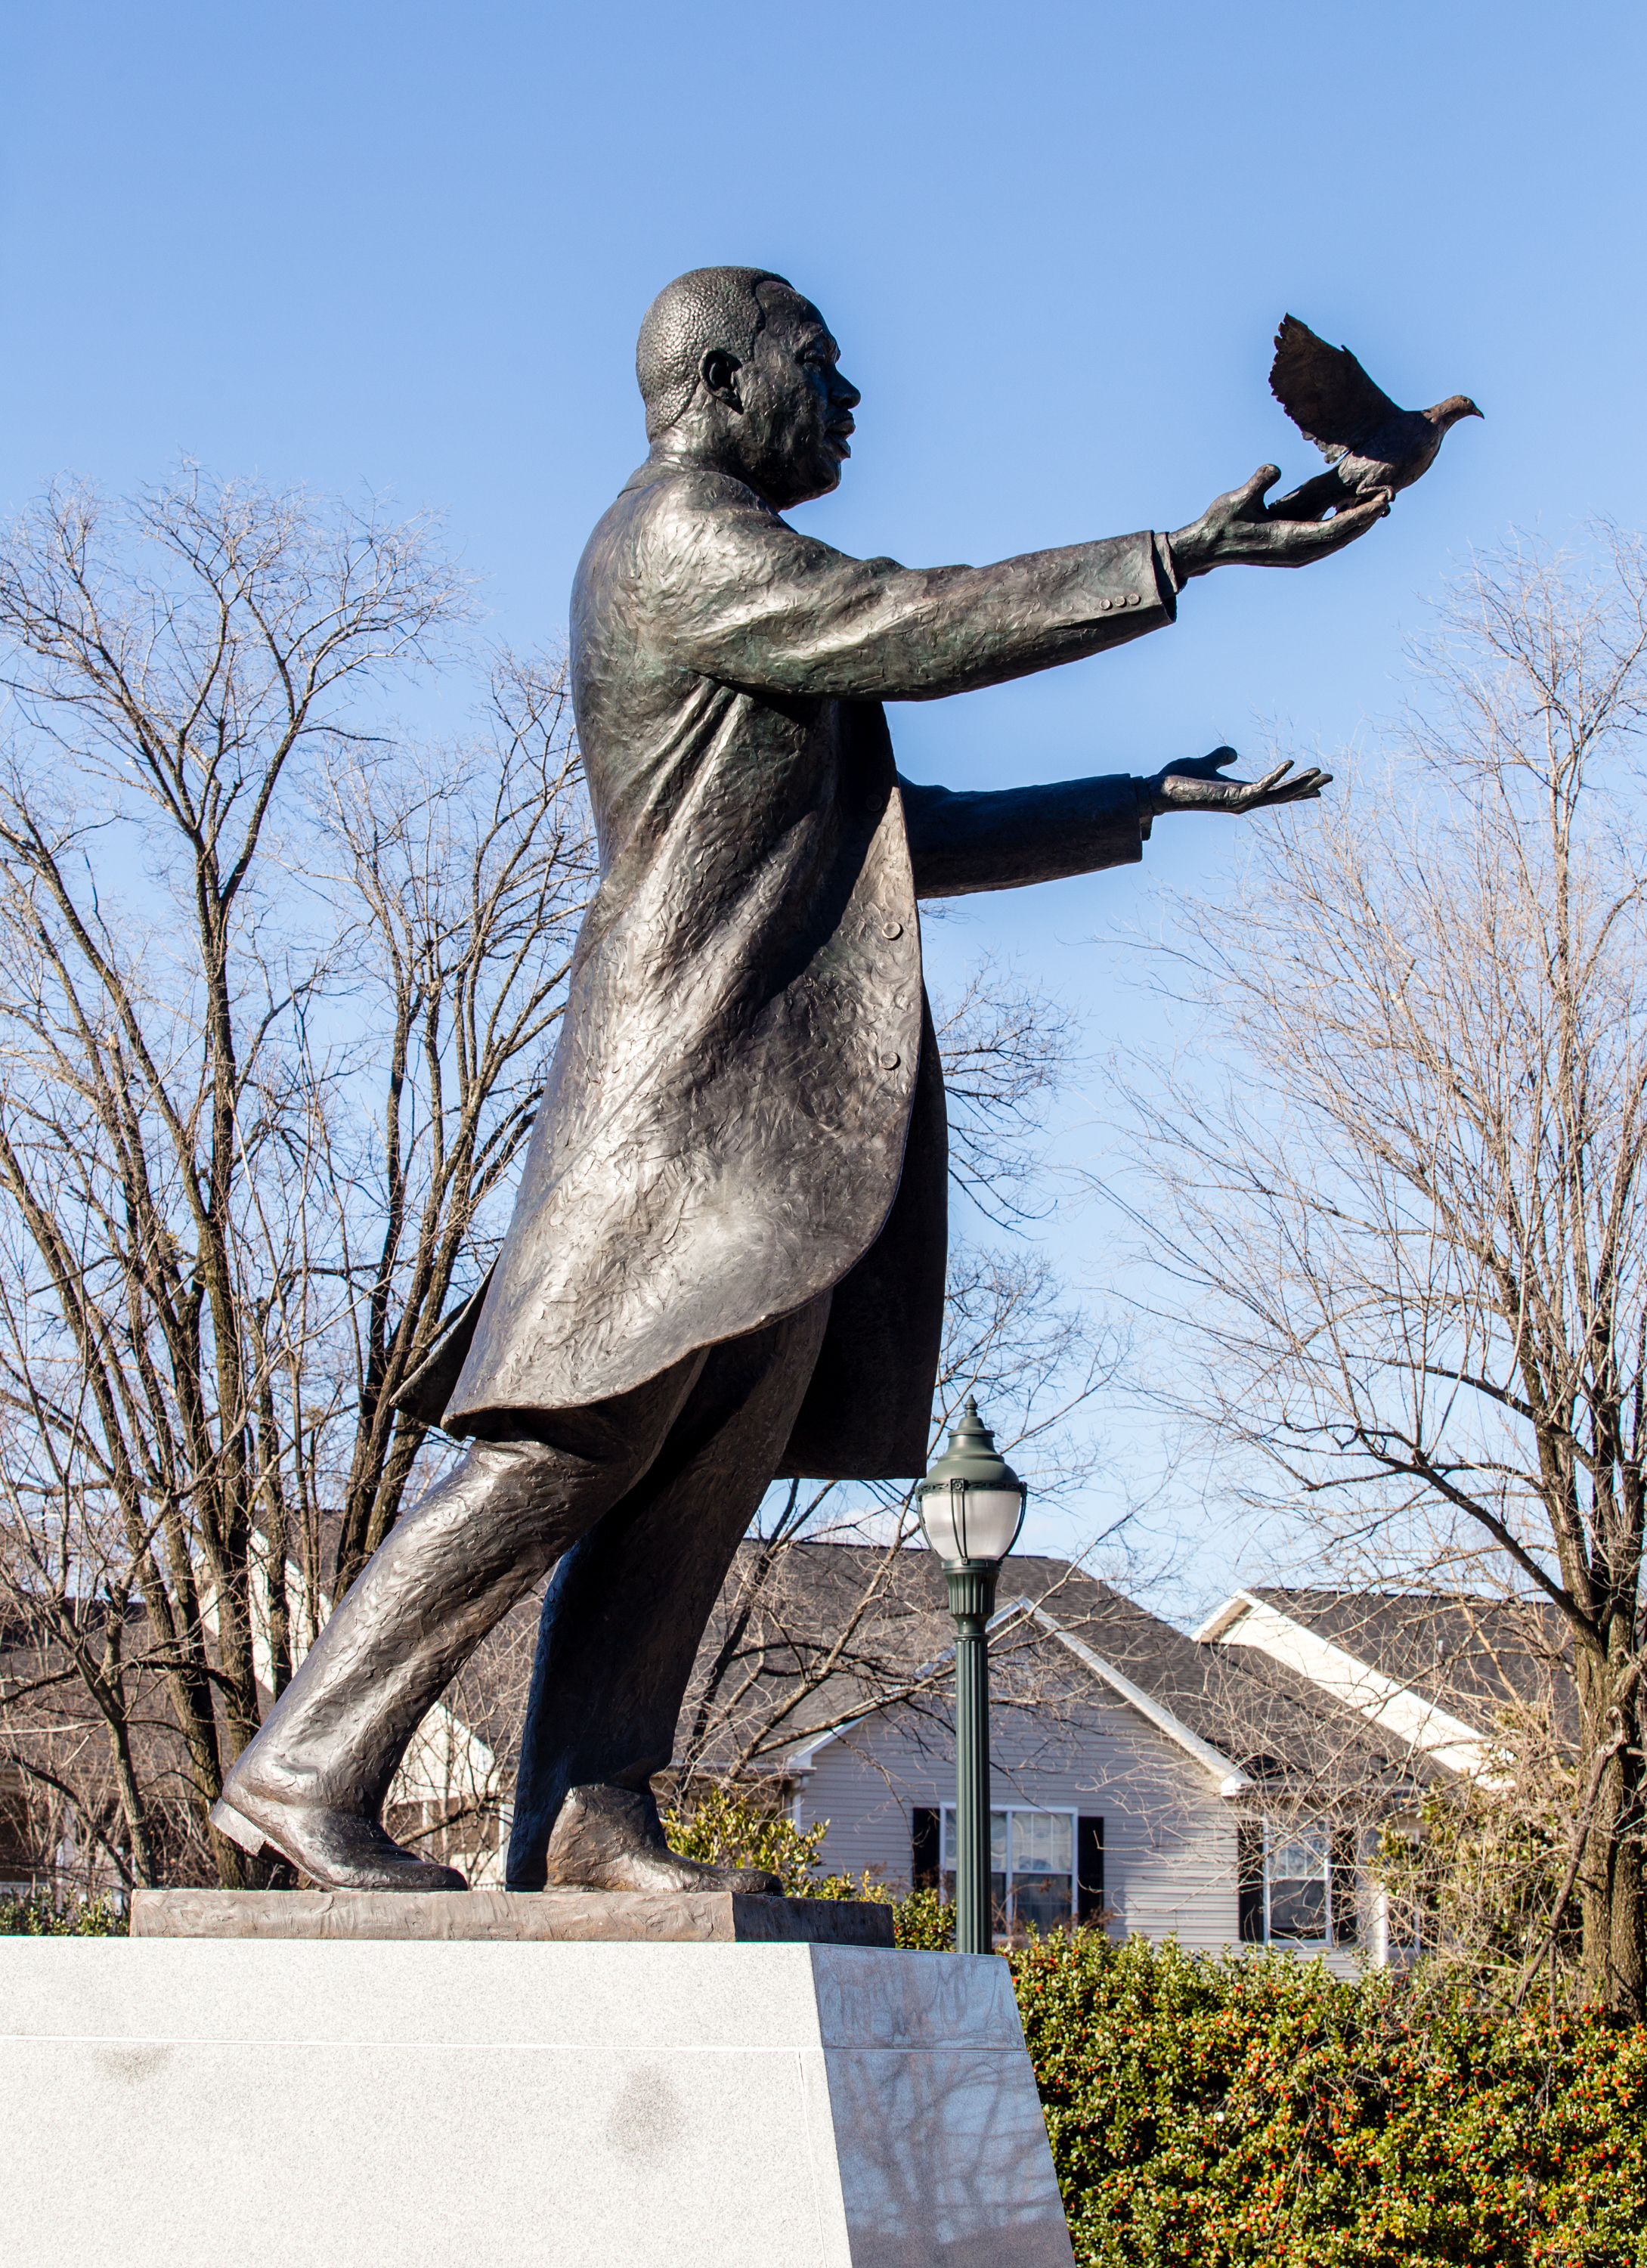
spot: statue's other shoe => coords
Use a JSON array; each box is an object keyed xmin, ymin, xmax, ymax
[
  {"xmin": 210, "ymin": 1786, "xmax": 466, "ymax": 1892},
  {"xmin": 543, "ymin": 1783, "xmax": 782, "ymax": 1896}
]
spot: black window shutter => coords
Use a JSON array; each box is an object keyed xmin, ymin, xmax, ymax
[
  {"xmin": 911, "ymin": 1805, "xmax": 940, "ymax": 1889},
  {"xmin": 1237, "ymin": 1821, "xmax": 1265, "ymax": 1943},
  {"xmin": 1330, "ymin": 1828, "xmax": 1359, "ymax": 1945},
  {"xmin": 1076, "ymin": 1816, "xmax": 1105, "ymax": 1925}
]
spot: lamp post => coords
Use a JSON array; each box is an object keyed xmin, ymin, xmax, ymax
[{"xmin": 917, "ymin": 1397, "xmax": 1026, "ymax": 1957}]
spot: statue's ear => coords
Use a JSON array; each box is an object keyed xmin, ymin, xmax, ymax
[{"xmin": 698, "ymin": 348, "xmax": 743, "ymax": 411}]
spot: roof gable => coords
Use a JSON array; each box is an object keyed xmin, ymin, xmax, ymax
[
  {"xmin": 1197, "ymin": 1588, "xmax": 1517, "ymax": 1777},
  {"xmin": 1020, "ymin": 1602, "xmax": 1252, "ymax": 1792},
  {"xmin": 785, "ymin": 1592, "xmax": 1254, "ymax": 1792},
  {"xmin": 676, "ymin": 1543, "xmax": 1422, "ymax": 1794}
]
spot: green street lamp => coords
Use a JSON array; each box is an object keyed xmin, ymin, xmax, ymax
[{"xmin": 917, "ymin": 1397, "xmax": 1026, "ymax": 1957}]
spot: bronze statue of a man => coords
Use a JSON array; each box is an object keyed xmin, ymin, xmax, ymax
[{"xmin": 215, "ymin": 268, "xmax": 1384, "ymax": 1892}]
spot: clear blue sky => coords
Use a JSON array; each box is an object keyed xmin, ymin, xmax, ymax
[{"xmin": 5, "ymin": 1, "xmax": 1642, "ymax": 1606}]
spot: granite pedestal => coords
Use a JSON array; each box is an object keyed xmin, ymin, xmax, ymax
[{"xmin": 2, "ymin": 1905, "xmax": 1074, "ymax": 2268}]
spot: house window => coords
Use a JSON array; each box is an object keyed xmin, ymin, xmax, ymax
[
  {"xmin": 928, "ymin": 1806, "xmax": 1071, "ymax": 1935},
  {"xmin": 1267, "ymin": 1826, "xmax": 1329, "ymax": 1938},
  {"xmin": 912, "ymin": 1807, "xmax": 1104, "ymax": 1932},
  {"xmin": 1238, "ymin": 1820, "xmax": 1359, "ymax": 1947}
]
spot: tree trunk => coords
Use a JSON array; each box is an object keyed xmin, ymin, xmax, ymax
[
  {"xmin": 104, "ymin": 1716, "xmax": 157, "ymax": 1888},
  {"xmin": 1575, "ymin": 1653, "xmax": 1646, "ymax": 2015}
]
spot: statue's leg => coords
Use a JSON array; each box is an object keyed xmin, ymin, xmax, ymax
[
  {"xmin": 507, "ymin": 1294, "xmax": 831, "ymax": 1892},
  {"xmin": 214, "ymin": 1352, "xmax": 707, "ymax": 1891}
]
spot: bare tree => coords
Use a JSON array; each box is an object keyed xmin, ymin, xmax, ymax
[
  {"xmin": 0, "ymin": 470, "xmax": 1106, "ymax": 1888},
  {"xmin": 934, "ymin": 956, "xmax": 1080, "ymax": 1225},
  {"xmin": 0, "ymin": 470, "xmax": 593, "ymax": 1885},
  {"xmin": 309, "ymin": 649, "xmax": 594, "ymax": 1598},
  {"xmin": 1370, "ymin": 1672, "xmax": 1584, "ymax": 2006},
  {"xmin": 1111, "ymin": 528, "xmax": 1647, "ymax": 2011}
]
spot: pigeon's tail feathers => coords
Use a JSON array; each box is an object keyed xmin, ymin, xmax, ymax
[{"xmin": 1271, "ymin": 313, "xmax": 1402, "ymax": 460}]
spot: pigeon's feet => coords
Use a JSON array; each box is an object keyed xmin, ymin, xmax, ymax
[
  {"xmin": 543, "ymin": 1783, "xmax": 783, "ymax": 1896},
  {"xmin": 211, "ymin": 1780, "xmax": 466, "ymax": 1892},
  {"xmin": 1264, "ymin": 467, "xmax": 1351, "ymax": 523}
]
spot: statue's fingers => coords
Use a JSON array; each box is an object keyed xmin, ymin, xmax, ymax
[
  {"xmin": 1322, "ymin": 493, "xmax": 1391, "ymax": 544},
  {"xmin": 1234, "ymin": 772, "xmax": 1325, "ymax": 812},
  {"xmin": 1282, "ymin": 500, "xmax": 1381, "ymax": 560},
  {"xmin": 1247, "ymin": 761, "xmax": 1293, "ymax": 796},
  {"xmin": 1235, "ymin": 465, "xmax": 1281, "ymax": 514}
]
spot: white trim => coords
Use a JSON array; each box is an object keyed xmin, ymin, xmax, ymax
[
  {"xmin": 1199, "ymin": 1591, "xmax": 1494, "ymax": 1779},
  {"xmin": 1193, "ymin": 1591, "xmax": 1258, "ymax": 1645},
  {"xmin": 779, "ymin": 1595, "xmax": 1252, "ymax": 1793}
]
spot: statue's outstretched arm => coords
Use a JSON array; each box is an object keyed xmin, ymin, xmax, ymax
[
  {"xmin": 645, "ymin": 489, "xmax": 1181, "ymax": 702},
  {"xmin": 899, "ymin": 772, "xmax": 1144, "ymax": 898},
  {"xmin": 648, "ymin": 459, "xmax": 1385, "ymax": 707},
  {"xmin": 900, "ymin": 747, "xmax": 1333, "ymax": 898}
]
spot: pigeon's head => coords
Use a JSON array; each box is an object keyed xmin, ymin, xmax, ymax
[{"xmin": 1428, "ymin": 395, "xmax": 1484, "ymax": 429}]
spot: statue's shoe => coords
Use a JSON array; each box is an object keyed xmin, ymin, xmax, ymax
[
  {"xmin": 542, "ymin": 1783, "xmax": 783, "ymax": 1896},
  {"xmin": 210, "ymin": 1784, "xmax": 466, "ymax": 1892}
]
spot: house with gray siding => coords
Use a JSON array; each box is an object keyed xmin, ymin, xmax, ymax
[
  {"xmin": 787, "ymin": 1607, "xmax": 1252, "ymax": 1957},
  {"xmin": 679, "ymin": 1545, "xmax": 1442, "ymax": 1975}
]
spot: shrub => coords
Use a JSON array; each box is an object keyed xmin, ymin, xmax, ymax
[
  {"xmin": 891, "ymin": 1884, "xmax": 957, "ymax": 1950},
  {"xmin": 1009, "ymin": 1931, "xmax": 1647, "ymax": 2268},
  {"xmin": 661, "ymin": 1780, "xmax": 959, "ymax": 1941},
  {"xmin": 661, "ymin": 1783, "xmax": 831, "ymax": 1894},
  {"xmin": 0, "ymin": 1892, "xmax": 126, "ymax": 1936}
]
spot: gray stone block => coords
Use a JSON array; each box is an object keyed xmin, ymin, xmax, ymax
[
  {"xmin": 130, "ymin": 1885, "xmax": 896, "ymax": 1944},
  {"xmin": 0, "ymin": 1937, "xmax": 1073, "ymax": 2266}
]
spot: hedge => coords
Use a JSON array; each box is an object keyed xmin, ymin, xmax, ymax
[{"xmin": 1011, "ymin": 1932, "xmax": 1647, "ymax": 2268}]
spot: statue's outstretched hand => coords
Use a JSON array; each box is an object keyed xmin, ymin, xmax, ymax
[
  {"xmin": 1169, "ymin": 464, "xmax": 1387, "ymax": 576},
  {"xmin": 1141, "ymin": 746, "xmax": 1331, "ymax": 818}
]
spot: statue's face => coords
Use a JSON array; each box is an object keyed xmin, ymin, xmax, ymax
[{"xmin": 727, "ymin": 290, "xmax": 861, "ymax": 510}]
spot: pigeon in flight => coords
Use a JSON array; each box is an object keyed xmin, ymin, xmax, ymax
[{"xmin": 1266, "ymin": 314, "xmax": 1481, "ymax": 521}]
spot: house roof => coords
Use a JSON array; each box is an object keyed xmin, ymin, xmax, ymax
[
  {"xmin": 4, "ymin": 1539, "xmax": 1493, "ymax": 1886},
  {"xmin": 677, "ymin": 1542, "xmax": 1423, "ymax": 1799},
  {"xmin": 781, "ymin": 1589, "xmax": 1256, "ymax": 1792},
  {"xmin": 1197, "ymin": 1586, "xmax": 1578, "ymax": 1773}
]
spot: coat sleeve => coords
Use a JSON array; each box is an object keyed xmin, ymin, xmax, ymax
[
  {"xmin": 899, "ymin": 772, "xmax": 1147, "ymax": 897},
  {"xmin": 641, "ymin": 483, "xmax": 1181, "ymax": 702}
]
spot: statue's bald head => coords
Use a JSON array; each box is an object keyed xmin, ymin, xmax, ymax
[
  {"xmin": 632, "ymin": 265, "xmax": 859, "ymax": 510},
  {"xmin": 636, "ymin": 266, "xmax": 795, "ymax": 441}
]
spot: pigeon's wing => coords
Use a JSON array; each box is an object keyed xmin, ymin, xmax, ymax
[{"xmin": 1270, "ymin": 314, "xmax": 1404, "ymax": 463}]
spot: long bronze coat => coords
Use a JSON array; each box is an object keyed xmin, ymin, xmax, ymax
[{"xmin": 413, "ymin": 461, "xmax": 1181, "ymax": 1476}]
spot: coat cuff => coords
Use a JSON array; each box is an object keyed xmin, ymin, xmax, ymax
[
  {"xmin": 1071, "ymin": 529, "xmax": 1178, "ymax": 637},
  {"xmin": 1153, "ymin": 532, "xmax": 1187, "ymax": 601}
]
